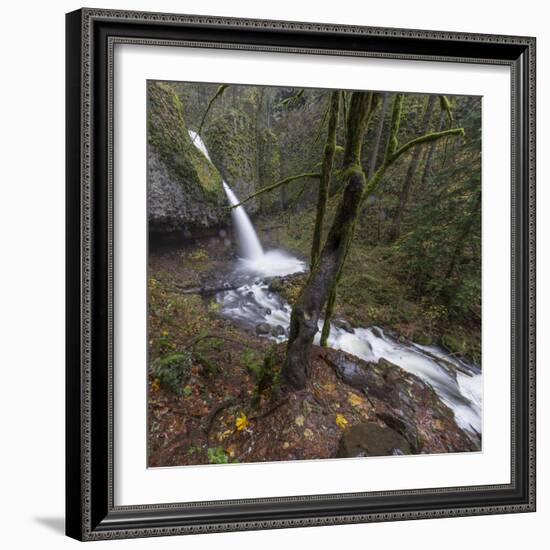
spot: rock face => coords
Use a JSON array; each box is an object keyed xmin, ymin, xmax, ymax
[
  {"xmin": 203, "ymin": 94, "xmax": 282, "ymax": 215},
  {"xmin": 324, "ymin": 349, "xmax": 477, "ymax": 454},
  {"xmin": 147, "ymin": 82, "xmax": 227, "ymax": 233}
]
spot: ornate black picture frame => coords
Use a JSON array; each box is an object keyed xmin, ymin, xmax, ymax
[{"xmin": 66, "ymin": 7, "xmax": 536, "ymax": 541}]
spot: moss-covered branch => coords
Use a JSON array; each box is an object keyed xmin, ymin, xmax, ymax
[
  {"xmin": 230, "ymin": 172, "xmax": 320, "ymax": 209},
  {"xmin": 362, "ymin": 127, "xmax": 465, "ymax": 206},
  {"xmin": 278, "ymin": 88, "xmax": 305, "ymax": 108}
]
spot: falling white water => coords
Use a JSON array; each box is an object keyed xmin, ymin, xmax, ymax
[
  {"xmin": 189, "ymin": 130, "xmax": 264, "ymax": 260},
  {"xmin": 221, "ymin": 182, "xmax": 265, "ymax": 260},
  {"xmin": 188, "ymin": 130, "xmax": 481, "ymax": 441}
]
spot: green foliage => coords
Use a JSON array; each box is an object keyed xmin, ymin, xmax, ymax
[
  {"xmin": 207, "ymin": 447, "xmax": 239, "ymax": 464},
  {"xmin": 241, "ymin": 349, "xmax": 263, "ymax": 378},
  {"xmin": 207, "ymin": 447, "xmax": 229, "ymax": 464},
  {"xmin": 150, "ymin": 352, "xmax": 193, "ymax": 395}
]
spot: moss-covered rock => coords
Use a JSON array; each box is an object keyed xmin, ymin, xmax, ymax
[
  {"xmin": 258, "ymin": 127, "xmax": 282, "ymax": 211},
  {"xmin": 147, "ymin": 81, "xmax": 226, "ymax": 232},
  {"xmin": 203, "ymin": 107, "xmax": 260, "ymax": 212}
]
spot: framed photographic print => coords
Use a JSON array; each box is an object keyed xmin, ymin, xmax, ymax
[{"xmin": 65, "ymin": 7, "xmax": 536, "ymax": 541}]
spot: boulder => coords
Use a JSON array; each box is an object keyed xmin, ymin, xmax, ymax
[
  {"xmin": 255, "ymin": 322, "xmax": 271, "ymax": 335},
  {"xmin": 333, "ymin": 318, "xmax": 354, "ymax": 334},
  {"xmin": 271, "ymin": 325, "xmax": 285, "ymax": 337},
  {"xmin": 336, "ymin": 422, "xmax": 411, "ymax": 458}
]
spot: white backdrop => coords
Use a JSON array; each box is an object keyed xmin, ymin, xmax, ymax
[{"xmin": 0, "ymin": 0, "xmax": 546, "ymax": 549}]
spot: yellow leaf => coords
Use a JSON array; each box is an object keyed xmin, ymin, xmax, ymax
[
  {"xmin": 294, "ymin": 415, "xmax": 305, "ymax": 427},
  {"xmin": 347, "ymin": 393, "xmax": 363, "ymax": 407},
  {"xmin": 151, "ymin": 378, "xmax": 160, "ymax": 392},
  {"xmin": 235, "ymin": 412, "xmax": 249, "ymax": 431},
  {"xmin": 304, "ymin": 428, "xmax": 314, "ymax": 438},
  {"xmin": 335, "ymin": 414, "xmax": 348, "ymax": 429}
]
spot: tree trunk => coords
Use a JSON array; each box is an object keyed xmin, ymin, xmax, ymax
[
  {"xmin": 420, "ymin": 109, "xmax": 446, "ymax": 187},
  {"xmin": 283, "ymin": 92, "xmax": 375, "ymax": 389},
  {"xmin": 310, "ymin": 91, "xmax": 340, "ymax": 270},
  {"xmin": 389, "ymin": 95, "xmax": 436, "ymax": 240},
  {"xmin": 367, "ymin": 93, "xmax": 389, "ymax": 179}
]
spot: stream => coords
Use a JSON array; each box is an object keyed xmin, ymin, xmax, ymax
[{"xmin": 189, "ymin": 131, "xmax": 482, "ymax": 443}]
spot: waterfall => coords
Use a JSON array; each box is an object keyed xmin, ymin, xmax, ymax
[
  {"xmin": 188, "ymin": 130, "xmax": 264, "ymax": 260},
  {"xmin": 221, "ymin": 182, "xmax": 264, "ymax": 260}
]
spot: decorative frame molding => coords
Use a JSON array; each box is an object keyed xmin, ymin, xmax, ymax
[{"xmin": 66, "ymin": 7, "xmax": 536, "ymax": 541}]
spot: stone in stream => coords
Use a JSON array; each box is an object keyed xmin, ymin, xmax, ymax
[
  {"xmin": 371, "ymin": 326, "xmax": 383, "ymax": 338},
  {"xmin": 332, "ymin": 318, "xmax": 354, "ymax": 334},
  {"xmin": 255, "ymin": 322, "xmax": 271, "ymax": 335},
  {"xmin": 336, "ymin": 422, "xmax": 411, "ymax": 458},
  {"xmin": 271, "ymin": 325, "xmax": 285, "ymax": 337}
]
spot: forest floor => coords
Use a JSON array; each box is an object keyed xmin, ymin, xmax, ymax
[{"xmin": 147, "ymin": 228, "xmax": 479, "ymax": 467}]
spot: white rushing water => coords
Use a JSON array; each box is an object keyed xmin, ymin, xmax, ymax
[
  {"xmin": 189, "ymin": 130, "xmax": 264, "ymax": 260},
  {"xmin": 188, "ymin": 130, "xmax": 482, "ymax": 441}
]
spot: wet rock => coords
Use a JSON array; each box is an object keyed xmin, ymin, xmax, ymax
[
  {"xmin": 336, "ymin": 422, "xmax": 412, "ymax": 458},
  {"xmin": 333, "ymin": 318, "xmax": 354, "ymax": 334},
  {"xmin": 323, "ymin": 349, "xmax": 477, "ymax": 454},
  {"xmin": 255, "ymin": 322, "xmax": 271, "ymax": 335},
  {"xmin": 268, "ymin": 277, "xmax": 284, "ymax": 292},
  {"xmin": 371, "ymin": 327, "xmax": 383, "ymax": 338},
  {"xmin": 271, "ymin": 325, "xmax": 285, "ymax": 337},
  {"xmin": 324, "ymin": 349, "xmax": 373, "ymax": 388}
]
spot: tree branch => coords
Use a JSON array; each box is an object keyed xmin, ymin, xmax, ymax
[
  {"xmin": 361, "ymin": 127, "xmax": 465, "ymax": 207},
  {"xmin": 230, "ymin": 172, "xmax": 320, "ymax": 209},
  {"xmin": 193, "ymin": 84, "xmax": 229, "ymax": 142}
]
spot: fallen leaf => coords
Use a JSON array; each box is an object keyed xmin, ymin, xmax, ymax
[
  {"xmin": 335, "ymin": 414, "xmax": 348, "ymax": 429},
  {"xmin": 304, "ymin": 428, "xmax": 314, "ymax": 438},
  {"xmin": 235, "ymin": 412, "xmax": 249, "ymax": 431},
  {"xmin": 347, "ymin": 393, "xmax": 363, "ymax": 407},
  {"xmin": 295, "ymin": 415, "xmax": 305, "ymax": 427}
]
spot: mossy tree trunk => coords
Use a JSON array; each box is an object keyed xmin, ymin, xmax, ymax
[
  {"xmin": 389, "ymin": 95, "xmax": 436, "ymax": 240},
  {"xmin": 367, "ymin": 92, "xmax": 390, "ymax": 180},
  {"xmin": 310, "ymin": 91, "xmax": 340, "ymax": 270},
  {"xmin": 283, "ymin": 92, "xmax": 376, "ymax": 389}
]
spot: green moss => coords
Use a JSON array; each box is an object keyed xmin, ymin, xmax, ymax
[
  {"xmin": 203, "ymin": 108, "xmax": 258, "ymax": 185},
  {"xmin": 148, "ymin": 81, "xmax": 223, "ymax": 200},
  {"xmin": 150, "ymin": 351, "xmax": 193, "ymax": 395},
  {"xmin": 258, "ymin": 128, "xmax": 281, "ymax": 211}
]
